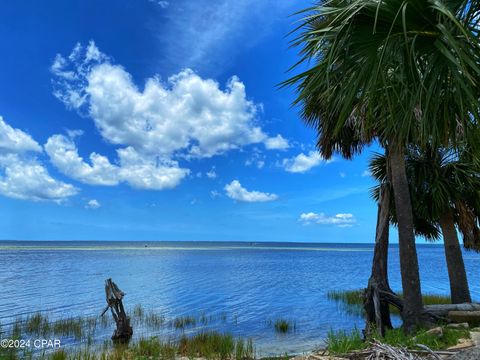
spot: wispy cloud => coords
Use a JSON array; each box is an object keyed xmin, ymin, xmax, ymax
[
  {"xmin": 299, "ymin": 212, "xmax": 356, "ymax": 227},
  {"xmin": 157, "ymin": 0, "xmax": 296, "ymax": 73},
  {"xmin": 206, "ymin": 167, "xmax": 217, "ymax": 179},
  {"xmin": 149, "ymin": 0, "xmax": 169, "ymax": 8}
]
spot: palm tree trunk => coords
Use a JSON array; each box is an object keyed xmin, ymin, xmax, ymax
[
  {"xmin": 439, "ymin": 209, "xmax": 471, "ymax": 304},
  {"xmin": 389, "ymin": 143, "xmax": 424, "ymax": 332},
  {"xmin": 371, "ymin": 186, "xmax": 392, "ymax": 291},
  {"xmin": 364, "ymin": 184, "xmax": 393, "ymax": 335}
]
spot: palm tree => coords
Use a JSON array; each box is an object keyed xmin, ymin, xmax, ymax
[
  {"xmin": 405, "ymin": 146, "xmax": 480, "ymax": 303},
  {"xmin": 370, "ymin": 146, "xmax": 480, "ymax": 304},
  {"xmin": 366, "ymin": 152, "xmax": 440, "ymax": 335},
  {"xmin": 283, "ymin": 0, "xmax": 480, "ymax": 331}
]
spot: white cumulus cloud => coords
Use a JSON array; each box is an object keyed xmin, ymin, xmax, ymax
[
  {"xmin": 0, "ymin": 154, "xmax": 78, "ymax": 202},
  {"xmin": 45, "ymin": 134, "xmax": 119, "ymax": 186},
  {"xmin": 299, "ymin": 212, "xmax": 356, "ymax": 227},
  {"xmin": 264, "ymin": 134, "xmax": 289, "ymax": 150},
  {"xmin": 0, "ymin": 116, "xmax": 42, "ymax": 154},
  {"xmin": 0, "ymin": 116, "xmax": 77, "ymax": 203},
  {"xmin": 49, "ymin": 42, "xmax": 286, "ymax": 190},
  {"xmin": 117, "ymin": 147, "xmax": 189, "ymax": 190},
  {"xmin": 86, "ymin": 199, "xmax": 101, "ymax": 209},
  {"xmin": 224, "ymin": 180, "xmax": 278, "ymax": 202},
  {"xmin": 282, "ymin": 151, "xmax": 332, "ymax": 173},
  {"xmin": 51, "ymin": 42, "xmax": 285, "ymax": 158},
  {"xmin": 45, "ymin": 134, "xmax": 189, "ymax": 190}
]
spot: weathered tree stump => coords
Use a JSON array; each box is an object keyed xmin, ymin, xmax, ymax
[{"xmin": 100, "ymin": 278, "xmax": 133, "ymax": 343}]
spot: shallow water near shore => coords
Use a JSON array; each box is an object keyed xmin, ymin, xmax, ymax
[{"xmin": 0, "ymin": 241, "xmax": 479, "ymax": 355}]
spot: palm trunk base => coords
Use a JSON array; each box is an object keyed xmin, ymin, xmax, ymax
[{"xmin": 363, "ymin": 278, "xmax": 393, "ymax": 337}]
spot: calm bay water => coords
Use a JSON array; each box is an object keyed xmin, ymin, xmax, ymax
[{"xmin": 0, "ymin": 241, "xmax": 479, "ymax": 355}]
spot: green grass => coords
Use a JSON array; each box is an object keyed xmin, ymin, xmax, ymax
[
  {"xmin": 25, "ymin": 313, "xmax": 50, "ymax": 335},
  {"xmin": 129, "ymin": 336, "xmax": 176, "ymax": 360},
  {"xmin": 52, "ymin": 318, "xmax": 84, "ymax": 339},
  {"xmin": 273, "ymin": 319, "xmax": 295, "ymax": 334},
  {"xmin": 49, "ymin": 350, "xmax": 67, "ymax": 360},
  {"xmin": 21, "ymin": 313, "xmax": 89, "ymax": 340},
  {"xmin": 3, "ymin": 307, "xmax": 249, "ymax": 354},
  {"xmin": 0, "ymin": 310, "xmax": 255, "ymax": 359},
  {"xmin": 144, "ymin": 311, "xmax": 165, "ymax": 329},
  {"xmin": 179, "ymin": 332, "xmax": 254, "ymax": 360},
  {"xmin": 326, "ymin": 328, "xmax": 365, "ymax": 355},
  {"xmin": 327, "ymin": 289, "xmax": 452, "ymax": 316},
  {"xmin": 173, "ymin": 315, "xmax": 197, "ymax": 329},
  {"xmin": 325, "ymin": 326, "xmax": 470, "ymax": 355},
  {"xmin": 1, "ymin": 332, "xmax": 255, "ymax": 360}
]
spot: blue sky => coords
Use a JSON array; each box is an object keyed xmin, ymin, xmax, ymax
[{"xmin": 0, "ymin": 0, "xmax": 390, "ymax": 242}]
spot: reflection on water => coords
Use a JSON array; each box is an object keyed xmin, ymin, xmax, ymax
[{"xmin": 0, "ymin": 241, "xmax": 478, "ymax": 355}]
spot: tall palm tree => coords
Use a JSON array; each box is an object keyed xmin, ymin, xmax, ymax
[
  {"xmin": 370, "ymin": 146, "xmax": 480, "ymax": 304},
  {"xmin": 366, "ymin": 152, "xmax": 440, "ymax": 335},
  {"xmin": 283, "ymin": 0, "xmax": 480, "ymax": 331},
  {"xmin": 405, "ymin": 146, "xmax": 480, "ymax": 303}
]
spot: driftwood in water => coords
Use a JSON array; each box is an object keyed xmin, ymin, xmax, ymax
[{"xmin": 100, "ymin": 278, "xmax": 133, "ymax": 343}]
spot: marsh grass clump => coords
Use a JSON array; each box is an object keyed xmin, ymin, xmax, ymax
[
  {"xmin": 200, "ymin": 312, "xmax": 209, "ymax": 325},
  {"xmin": 49, "ymin": 349, "xmax": 67, "ymax": 360},
  {"xmin": 0, "ymin": 345, "xmax": 18, "ymax": 360},
  {"xmin": 12, "ymin": 318, "xmax": 22, "ymax": 339},
  {"xmin": 130, "ymin": 337, "xmax": 176, "ymax": 360},
  {"xmin": 326, "ymin": 290, "xmax": 365, "ymax": 316},
  {"xmin": 25, "ymin": 313, "xmax": 50, "ymax": 335},
  {"xmin": 13, "ymin": 313, "xmax": 98, "ymax": 343},
  {"xmin": 326, "ymin": 328, "xmax": 365, "ymax": 355},
  {"xmin": 273, "ymin": 319, "xmax": 295, "ymax": 334},
  {"xmin": 52, "ymin": 318, "xmax": 84, "ymax": 339},
  {"xmin": 178, "ymin": 331, "xmax": 253, "ymax": 360},
  {"xmin": 173, "ymin": 315, "xmax": 196, "ymax": 329},
  {"xmin": 145, "ymin": 311, "xmax": 165, "ymax": 329},
  {"xmin": 132, "ymin": 304, "xmax": 144, "ymax": 318},
  {"xmin": 327, "ymin": 290, "xmax": 453, "ymax": 316},
  {"xmin": 421, "ymin": 294, "xmax": 453, "ymax": 306},
  {"xmin": 234, "ymin": 337, "xmax": 254, "ymax": 360}
]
